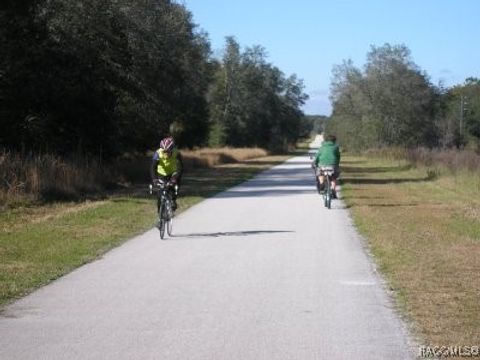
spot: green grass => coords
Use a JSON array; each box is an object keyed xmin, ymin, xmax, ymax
[
  {"xmin": 340, "ymin": 155, "xmax": 480, "ymax": 345},
  {"xmin": 0, "ymin": 199, "xmax": 153, "ymax": 303},
  {"xmin": 0, "ymin": 154, "xmax": 291, "ymax": 308}
]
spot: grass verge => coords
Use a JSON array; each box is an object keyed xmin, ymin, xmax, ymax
[
  {"xmin": 341, "ymin": 155, "xmax": 480, "ymax": 345},
  {"xmin": 0, "ymin": 153, "xmax": 292, "ymax": 309}
]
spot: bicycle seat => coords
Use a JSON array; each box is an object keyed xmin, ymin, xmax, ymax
[{"xmin": 320, "ymin": 166, "xmax": 335, "ymax": 174}]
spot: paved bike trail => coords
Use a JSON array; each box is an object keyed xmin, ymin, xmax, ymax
[{"xmin": 0, "ymin": 151, "xmax": 415, "ymax": 359}]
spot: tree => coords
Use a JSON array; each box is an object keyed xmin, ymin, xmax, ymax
[
  {"xmin": 462, "ymin": 78, "xmax": 480, "ymax": 147},
  {"xmin": 328, "ymin": 44, "xmax": 439, "ymax": 150},
  {"xmin": 207, "ymin": 37, "xmax": 307, "ymax": 151},
  {"xmin": 364, "ymin": 44, "xmax": 437, "ymax": 147},
  {"xmin": 442, "ymin": 78, "xmax": 480, "ymax": 149},
  {"xmin": 0, "ymin": 0, "xmax": 50, "ymax": 151},
  {"xmin": 1, "ymin": 0, "xmax": 212, "ymax": 156}
]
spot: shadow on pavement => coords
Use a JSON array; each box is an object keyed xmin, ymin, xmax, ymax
[
  {"xmin": 341, "ymin": 164, "xmax": 412, "ymax": 173},
  {"xmin": 342, "ymin": 203, "xmax": 422, "ymax": 209},
  {"xmin": 173, "ymin": 230, "xmax": 295, "ymax": 239},
  {"xmin": 214, "ymin": 188, "xmax": 316, "ymax": 198},
  {"xmin": 341, "ymin": 175, "xmax": 434, "ymax": 185}
]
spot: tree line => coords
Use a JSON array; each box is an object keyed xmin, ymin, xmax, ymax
[
  {"xmin": 326, "ymin": 43, "xmax": 480, "ymax": 151},
  {"xmin": 0, "ymin": 0, "xmax": 308, "ymax": 158}
]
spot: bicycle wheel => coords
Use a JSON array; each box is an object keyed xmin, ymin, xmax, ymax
[
  {"xmin": 316, "ymin": 177, "xmax": 322, "ymax": 194},
  {"xmin": 159, "ymin": 219, "xmax": 166, "ymax": 239},
  {"xmin": 167, "ymin": 219, "xmax": 173, "ymax": 236},
  {"xmin": 324, "ymin": 176, "xmax": 332, "ymax": 209},
  {"xmin": 158, "ymin": 201, "xmax": 166, "ymax": 239}
]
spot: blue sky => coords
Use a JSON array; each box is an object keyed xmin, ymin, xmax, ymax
[{"xmin": 182, "ymin": 0, "xmax": 480, "ymax": 115}]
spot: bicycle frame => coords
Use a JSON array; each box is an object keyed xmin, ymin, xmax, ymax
[
  {"xmin": 317, "ymin": 166, "xmax": 335, "ymax": 209},
  {"xmin": 151, "ymin": 179, "xmax": 174, "ymax": 239}
]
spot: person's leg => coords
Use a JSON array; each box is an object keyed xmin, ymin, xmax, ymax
[
  {"xmin": 318, "ymin": 175, "xmax": 325, "ymax": 191},
  {"xmin": 170, "ymin": 174, "xmax": 179, "ymax": 210},
  {"xmin": 331, "ymin": 178, "xmax": 337, "ymax": 198},
  {"xmin": 175, "ymin": 175, "xmax": 181, "ymax": 199},
  {"xmin": 331, "ymin": 166, "xmax": 340, "ymax": 198}
]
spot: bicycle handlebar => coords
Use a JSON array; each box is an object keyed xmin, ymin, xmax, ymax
[{"xmin": 150, "ymin": 179, "xmax": 176, "ymax": 194}]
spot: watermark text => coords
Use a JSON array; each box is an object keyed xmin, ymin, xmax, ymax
[{"xmin": 419, "ymin": 346, "xmax": 480, "ymax": 358}]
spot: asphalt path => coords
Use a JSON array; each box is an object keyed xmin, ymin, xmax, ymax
[{"xmin": 0, "ymin": 141, "xmax": 415, "ymax": 359}]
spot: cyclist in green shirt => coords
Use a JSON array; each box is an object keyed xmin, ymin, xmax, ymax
[{"xmin": 312, "ymin": 134, "xmax": 341, "ymax": 199}]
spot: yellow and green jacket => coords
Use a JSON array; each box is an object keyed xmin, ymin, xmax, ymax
[{"xmin": 150, "ymin": 148, "xmax": 183, "ymax": 178}]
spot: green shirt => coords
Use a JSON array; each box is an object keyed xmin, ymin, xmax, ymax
[{"xmin": 314, "ymin": 141, "xmax": 341, "ymax": 166}]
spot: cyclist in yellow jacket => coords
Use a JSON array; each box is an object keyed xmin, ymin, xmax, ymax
[{"xmin": 150, "ymin": 137, "xmax": 183, "ymax": 210}]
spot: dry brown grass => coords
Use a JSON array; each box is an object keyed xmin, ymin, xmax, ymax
[
  {"xmin": 341, "ymin": 156, "xmax": 480, "ymax": 345},
  {"xmin": 366, "ymin": 147, "xmax": 480, "ymax": 173},
  {"xmin": 0, "ymin": 151, "xmax": 109, "ymax": 207},
  {"xmin": 181, "ymin": 147, "xmax": 269, "ymax": 168},
  {"xmin": 406, "ymin": 148, "xmax": 480, "ymax": 173},
  {"xmin": 0, "ymin": 147, "xmax": 270, "ymax": 208}
]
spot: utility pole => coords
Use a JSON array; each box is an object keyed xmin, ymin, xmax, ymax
[
  {"xmin": 460, "ymin": 95, "xmax": 468, "ymax": 137},
  {"xmin": 460, "ymin": 95, "xmax": 464, "ymax": 137}
]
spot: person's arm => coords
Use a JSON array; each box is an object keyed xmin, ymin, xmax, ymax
[
  {"xmin": 314, "ymin": 147, "xmax": 322, "ymax": 166},
  {"xmin": 150, "ymin": 151, "xmax": 159, "ymax": 182},
  {"xmin": 335, "ymin": 145, "xmax": 341, "ymax": 164}
]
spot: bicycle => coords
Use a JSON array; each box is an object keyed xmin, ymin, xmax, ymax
[
  {"xmin": 313, "ymin": 165, "xmax": 336, "ymax": 209},
  {"xmin": 150, "ymin": 178, "xmax": 176, "ymax": 239}
]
